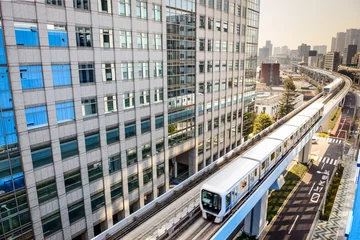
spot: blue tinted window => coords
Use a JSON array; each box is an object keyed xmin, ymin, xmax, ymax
[
  {"xmin": 20, "ymin": 65, "xmax": 43, "ymax": 89},
  {"xmin": 52, "ymin": 64, "xmax": 71, "ymax": 86},
  {"xmin": 0, "ymin": 110, "xmax": 18, "ymax": 148},
  {"xmin": 56, "ymin": 102, "xmax": 75, "ymax": 123},
  {"xmin": 48, "ymin": 30, "xmax": 68, "ymax": 47},
  {"xmin": 25, "ymin": 106, "xmax": 48, "ymax": 129},
  {"xmin": 0, "ymin": 67, "xmax": 12, "ymax": 110},
  {"xmin": 0, "ymin": 157, "xmax": 25, "ymax": 195},
  {"xmin": 14, "ymin": 22, "xmax": 39, "ymax": 46},
  {"xmin": 125, "ymin": 123, "xmax": 136, "ymax": 138},
  {"xmin": 31, "ymin": 146, "xmax": 53, "ymax": 168},
  {"xmin": 0, "ymin": 27, "xmax": 6, "ymax": 64}
]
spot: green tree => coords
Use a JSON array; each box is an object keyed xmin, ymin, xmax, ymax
[
  {"xmin": 252, "ymin": 113, "xmax": 274, "ymax": 135},
  {"xmin": 168, "ymin": 123, "xmax": 177, "ymax": 134},
  {"xmin": 277, "ymin": 77, "xmax": 297, "ymax": 118},
  {"xmin": 242, "ymin": 112, "xmax": 256, "ymax": 140}
]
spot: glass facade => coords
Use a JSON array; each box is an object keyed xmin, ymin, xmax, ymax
[{"xmin": 166, "ymin": 0, "xmax": 196, "ymax": 147}]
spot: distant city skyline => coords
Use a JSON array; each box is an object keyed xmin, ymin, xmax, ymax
[{"xmin": 258, "ymin": 0, "xmax": 360, "ymax": 50}]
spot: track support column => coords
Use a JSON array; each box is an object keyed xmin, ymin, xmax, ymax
[
  {"xmin": 298, "ymin": 139, "xmax": 312, "ymax": 164},
  {"xmin": 243, "ymin": 190, "xmax": 268, "ymax": 237}
]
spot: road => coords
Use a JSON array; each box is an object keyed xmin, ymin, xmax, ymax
[
  {"xmin": 264, "ymin": 137, "xmax": 343, "ymax": 240},
  {"xmin": 334, "ymin": 92, "xmax": 356, "ymax": 138}
]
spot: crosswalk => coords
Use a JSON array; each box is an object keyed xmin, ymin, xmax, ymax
[
  {"xmin": 316, "ymin": 137, "xmax": 343, "ymax": 144},
  {"xmin": 316, "ymin": 156, "xmax": 338, "ymax": 166}
]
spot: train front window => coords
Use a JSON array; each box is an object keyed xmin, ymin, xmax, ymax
[{"xmin": 201, "ymin": 190, "xmax": 221, "ymax": 214}]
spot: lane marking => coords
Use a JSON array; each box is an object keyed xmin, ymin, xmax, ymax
[
  {"xmin": 321, "ymin": 163, "xmax": 325, "ymax": 169},
  {"xmin": 308, "ymin": 182, "xmax": 316, "ymax": 195},
  {"xmin": 329, "ymin": 159, "xmax": 334, "ymax": 165},
  {"xmin": 326, "ymin": 158, "xmax": 330, "ymax": 164},
  {"xmin": 288, "ymin": 215, "xmax": 299, "ymax": 234},
  {"xmin": 334, "ymin": 160, "xmax": 338, "ymax": 165},
  {"xmin": 318, "ymin": 156, "xmax": 323, "ymax": 162}
]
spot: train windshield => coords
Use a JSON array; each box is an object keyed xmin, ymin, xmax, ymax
[{"xmin": 201, "ymin": 190, "xmax": 221, "ymax": 214}]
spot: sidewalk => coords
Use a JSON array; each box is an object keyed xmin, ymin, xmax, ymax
[{"xmin": 311, "ymin": 149, "xmax": 357, "ymax": 240}]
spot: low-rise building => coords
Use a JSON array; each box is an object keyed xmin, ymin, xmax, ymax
[{"xmin": 260, "ymin": 63, "xmax": 280, "ymax": 86}]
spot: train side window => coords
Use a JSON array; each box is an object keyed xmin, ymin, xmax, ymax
[
  {"xmin": 270, "ymin": 152, "xmax": 275, "ymax": 161},
  {"xmin": 240, "ymin": 179, "xmax": 247, "ymax": 189},
  {"xmin": 284, "ymin": 141, "xmax": 287, "ymax": 148},
  {"xmin": 261, "ymin": 161, "xmax": 265, "ymax": 170},
  {"xmin": 254, "ymin": 168, "xmax": 258, "ymax": 177},
  {"xmin": 226, "ymin": 193, "xmax": 231, "ymax": 207}
]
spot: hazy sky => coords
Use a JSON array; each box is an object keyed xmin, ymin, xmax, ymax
[{"xmin": 258, "ymin": 0, "xmax": 360, "ymax": 50}]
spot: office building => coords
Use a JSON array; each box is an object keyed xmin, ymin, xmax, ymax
[
  {"xmin": 325, "ymin": 52, "xmax": 341, "ymax": 71},
  {"xmin": 281, "ymin": 45, "xmax": 289, "ymax": 55},
  {"xmin": 259, "ymin": 47, "xmax": 270, "ymax": 64},
  {"xmin": 308, "ymin": 50, "xmax": 317, "ymax": 67},
  {"xmin": 345, "ymin": 29, "xmax": 360, "ymax": 50},
  {"xmin": 313, "ymin": 45, "xmax": 327, "ymax": 55},
  {"xmin": 273, "ymin": 46, "xmax": 281, "ymax": 56},
  {"xmin": 260, "ymin": 63, "xmax": 280, "ymax": 86},
  {"xmin": 298, "ymin": 43, "xmax": 311, "ymax": 63},
  {"xmin": 0, "ymin": 0, "xmax": 259, "ymax": 239},
  {"xmin": 316, "ymin": 54, "xmax": 326, "ymax": 69},
  {"xmin": 331, "ymin": 37, "xmax": 336, "ymax": 52},
  {"xmin": 265, "ymin": 40, "xmax": 273, "ymax": 57},
  {"xmin": 336, "ymin": 32, "xmax": 346, "ymax": 55},
  {"xmin": 343, "ymin": 45, "xmax": 358, "ymax": 65}
]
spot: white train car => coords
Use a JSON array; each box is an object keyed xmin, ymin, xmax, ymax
[
  {"xmin": 200, "ymin": 158, "xmax": 259, "ymax": 223},
  {"xmin": 200, "ymin": 102, "xmax": 324, "ymax": 223},
  {"xmin": 323, "ymin": 78, "xmax": 343, "ymax": 94}
]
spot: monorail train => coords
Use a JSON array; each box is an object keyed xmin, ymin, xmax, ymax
[{"xmin": 200, "ymin": 102, "xmax": 324, "ymax": 223}]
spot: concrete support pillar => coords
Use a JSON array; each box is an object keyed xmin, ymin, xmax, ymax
[
  {"xmin": 173, "ymin": 160, "xmax": 178, "ymax": 178},
  {"xmin": 188, "ymin": 148, "xmax": 198, "ymax": 176},
  {"xmin": 298, "ymin": 140, "xmax": 312, "ymax": 164},
  {"xmin": 244, "ymin": 190, "xmax": 268, "ymax": 237}
]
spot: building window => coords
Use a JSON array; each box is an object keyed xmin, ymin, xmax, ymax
[
  {"xmin": 141, "ymin": 118, "xmax": 151, "ymax": 134},
  {"xmin": 215, "ymin": 40, "xmax": 220, "ymax": 51},
  {"xmin": 100, "ymin": 29, "xmax": 113, "ymax": 48},
  {"xmin": 157, "ymin": 162, "xmax": 164, "ymax": 177},
  {"xmin": 208, "ymin": 18, "xmax": 214, "ymax": 30},
  {"xmin": 154, "ymin": 88, "xmax": 163, "ymax": 103},
  {"xmin": 102, "ymin": 63, "xmax": 115, "ymax": 81},
  {"xmin": 235, "ymin": 60, "xmax": 239, "ymax": 70},
  {"xmin": 74, "ymin": 0, "xmax": 89, "ymax": 9},
  {"xmin": 136, "ymin": 1, "xmax": 147, "ymax": 19},
  {"xmin": 76, "ymin": 27, "xmax": 92, "ymax": 47},
  {"xmin": 222, "ymin": 60, "xmax": 227, "ymax": 71},
  {"xmin": 198, "ymin": 142, "xmax": 204, "ymax": 155},
  {"xmin": 56, "ymin": 101, "xmax": 75, "ymax": 123},
  {"xmin": 79, "ymin": 63, "xmax": 95, "ymax": 83},
  {"xmin": 88, "ymin": 162, "xmax": 103, "ymax": 182},
  {"xmin": 155, "ymin": 114, "xmax": 164, "ymax": 129},
  {"xmin": 216, "ymin": 0, "xmax": 222, "ymax": 10},
  {"xmin": 25, "ymin": 105, "xmax": 48, "ymax": 129},
  {"xmin": 123, "ymin": 92, "xmax": 135, "ymax": 109},
  {"xmin": 128, "ymin": 174, "xmax": 139, "ymax": 192},
  {"xmin": 125, "ymin": 122, "xmax": 136, "ymax": 138},
  {"xmin": 91, "ymin": 191, "xmax": 105, "ymax": 212},
  {"xmin": 214, "ymin": 61, "xmax": 220, "ymax": 72},
  {"xmin": 46, "ymin": 0, "xmax": 64, "ymax": 6},
  {"xmin": 140, "ymin": 90, "xmax": 150, "ymax": 105},
  {"xmin": 98, "ymin": 0, "xmax": 112, "ymax": 13},
  {"xmin": 37, "ymin": 178, "xmax": 57, "ymax": 204},
  {"xmin": 154, "ymin": 62, "xmax": 163, "ymax": 77},
  {"xmin": 230, "ymin": 3, "xmax": 235, "ymax": 14},
  {"xmin": 14, "ymin": 22, "xmax": 39, "ymax": 46},
  {"xmin": 64, "ymin": 169, "xmax": 82, "ymax": 192},
  {"xmin": 85, "ymin": 131, "xmax": 100, "ymax": 151},
  {"xmin": 208, "ymin": 0, "xmax": 214, "ymax": 8},
  {"xmin": 216, "ymin": 20, "xmax": 221, "ymax": 31},
  {"xmin": 223, "ymin": 21, "xmax": 228, "ymax": 32},
  {"xmin": 199, "ymin": 15, "xmax": 205, "ymax": 28},
  {"xmin": 143, "ymin": 167, "xmax": 152, "ymax": 184},
  {"xmin": 109, "ymin": 154, "xmax": 121, "ymax": 174},
  {"xmin": 142, "ymin": 143, "xmax": 151, "ymax": 159},
  {"xmin": 119, "ymin": 0, "xmax": 131, "ymax": 16},
  {"xmin": 121, "ymin": 63, "xmax": 133, "ymax": 80},
  {"xmin": 81, "ymin": 98, "xmax": 97, "ymax": 117},
  {"xmin": 224, "ymin": 0, "xmax": 229, "ymax": 12},
  {"xmin": 198, "ymin": 123, "xmax": 204, "ymax": 135},
  {"xmin": 104, "ymin": 95, "xmax": 117, "ymax": 113},
  {"xmin": 152, "ymin": 4, "xmax": 161, "ymax": 21},
  {"xmin": 207, "ymin": 60, "xmax": 213, "ymax": 72},
  {"xmin": 60, "ymin": 138, "xmax": 78, "ymax": 160},
  {"xmin": 200, "ymin": 0, "xmax": 205, "ymax": 6},
  {"xmin": 199, "ymin": 38, "xmax": 205, "ymax": 51},
  {"xmin": 42, "ymin": 212, "xmax": 62, "ymax": 237},
  {"xmin": 222, "ymin": 41, "xmax": 227, "ymax": 52},
  {"xmin": 241, "ymin": 42, "xmax": 245, "ymax": 53},
  {"xmin": 137, "ymin": 33, "xmax": 148, "ymax": 49},
  {"xmin": 47, "ymin": 24, "xmax": 68, "ymax": 47},
  {"xmin": 111, "ymin": 182, "xmax": 123, "ymax": 201},
  {"xmin": 138, "ymin": 62, "xmax": 149, "ymax": 78},
  {"xmin": 126, "ymin": 148, "xmax": 137, "ymax": 166},
  {"xmin": 237, "ymin": 5, "xmax": 241, "ymax": 16},
  {"xmin": 31, "ymin": 145, "xmax": 53, "ymax": 168},
  {"xmin": 120, "ymin": 31, "xmax": 132, "ymax": 48},
  {"xmin": 228, "ymin": 42, "xmax": 233, "ymax": 52},
  {"xmin": 106, "ymin": 127, "xmax": 119, "ymax": 144},
  {"xmin": 52, "ymin": 64, "xmax": 71, "ymax": 86},
  {"xmin": 199, "ymin": 61, "xmax": 205, "ymax": 73},
  {"xmin": 242, "ymin": 24, "xmax": 246, "ymax": 35},
  {"xmin": 68, "ymin": 200, "xmax": 85, "ymax": 224},
  {"xmin": 156, "ymin": 138, "xmax": 164, "ymax": 153},
  {"xmin": 236, "ymin": 42, "xmax": 240, "ymax": 52},
  {"xmin": 20, "ymin": 65, "xmax": 43, "ymax": 89},
  {"xmin": 236, "ymin": 24, "xmax": 240, "ymax": 35},
  {"xmin": 152, "ymin": 34, "xmax": 162, "ymax": 49},
  {"xmin": 208, "ymin": 40, "xmax": 213, "ymax": 51}
]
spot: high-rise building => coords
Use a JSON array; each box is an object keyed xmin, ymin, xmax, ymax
[
  {"xmin": 308, "ymin": 50, "xmax": 318, "ymax": 67},
  {"xmin": 273, "ymin": 47, "xmax": 281, "ymax": 56},
  {"xmin": 325, "ymin": 52, "xmax": 341, "ymax": 71},
  {"xmin": 0, "ymin": 0, "xmax": 259, "ymax": 239},
  {"xmin": 345, "ymin": 29, "xmax": 360, "ymax": 49},
  {"xmin": 316, "ymin": 54, "xmax": 326, "ymax": 69},
  {"xmin": 259, "ymin": 47, "xmax": 270, "ymax": 64},
  {"xmin": 260, "ymin": 63, "xmax": 280, "ymax": 86},
  {"xmin": 265, "ymin": 40, "xmax": 273, "ymax": 57},
  {"xmin": 351, "ymin": 52, "xmax": 360, "ymax": 66},
  {"xmin": 281, "ymin": 45, "xmax": 289, "ymax": 55},
  {"xmin": 298, "ymin": 43, "xmax": 311, "ymax": 61},
  {"xmin": 336, "ymin": 32, "xmax": 346, "ymax": 55},
  {"xmin": 313, "ymin": 45, "xmax": 327, "ymax": 55},
  {"xmin": 343, "ymin": 45, "xmax": 358, "ymax": 65},
  {"xmin": 331, "ymin": 37, "xmax": 337, "ymax": 52}
]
